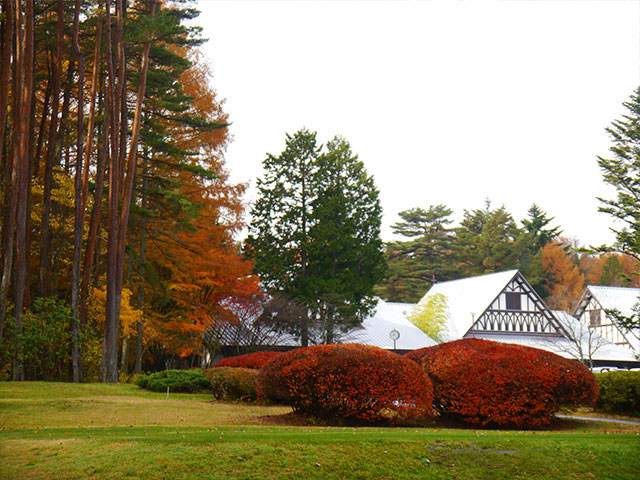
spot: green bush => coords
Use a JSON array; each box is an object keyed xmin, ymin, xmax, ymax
[
  {"xmin": 1, "ymin": 296, "xmax": 102, "ymax": 381},
  {"xmin": 135, "ymin": 369, "xmax": 212, "ymax": 393},
  {"xmin": 595, "ymin": 371, "xmax": 640, "ymax": 416},
  {"xmin": 203, "ymin": 367, "xmax": 258, "ymax": 402}
]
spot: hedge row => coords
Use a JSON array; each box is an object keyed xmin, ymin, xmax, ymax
[
  {"xmin": 136, "ymin": 339, "xmax": 604, "ymax": 429},
  {"xmin": 203, "ymin": 367, "xmax": 259, "ymax": 401},
  {"xmin": 406, "ymin": 338, "xmax": 598, "ymax": 428},
  {"xmin": 215, "ymin": 351, "xmax": 282, "ymax": 369},
  {"xmin": 135, "ymin": 369, "xmax": 211, "ymax": 393},
  {"xmin": 257, "ymin": 344, "xmax": 433, "ymax": 424},
  {"xmin": 595, "ymin": 371, "xmax": 640, "ymax": 416}
]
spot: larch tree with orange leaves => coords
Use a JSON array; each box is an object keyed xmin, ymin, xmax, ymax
[
  {"xmin": 123, "ymin": 40, "xmax": 261, "ymax": 371},
  {"xmin": 541, "ymin": 240, "xmax": 585, "ymax": 311}
]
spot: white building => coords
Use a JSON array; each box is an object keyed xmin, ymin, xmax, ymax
[
  {"xmin": 341, "ymin": 299, "xmax": 437, "ymax": 351},
  {"xmin": 417, "ymin": 270, "xmax": 639, "ymax": 368},
  {"xmin": 574, "ymin": 285, "xmax": 640, "ymax": 354},
  {"xmin": 208, "ymin": 297, "xmax": 436, "ymax": 359}
]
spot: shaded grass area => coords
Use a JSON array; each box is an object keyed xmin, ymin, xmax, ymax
[
  {"xmin": 1, "ymin": 382, "xmax": 639, "ymax": 480},
  {"xmin": 0, "ymin": 382, "xmax": 290, "ymax": 429}
]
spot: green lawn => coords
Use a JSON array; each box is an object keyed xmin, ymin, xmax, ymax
[{"xmin": 1, "ymin": 382, "xmax": 639, "ymax": 480}]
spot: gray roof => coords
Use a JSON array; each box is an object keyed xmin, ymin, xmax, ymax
[
  {"xmin": 230, "ymin": 298, "xmax": 437, "ymax": 350},
  {"xmin": 342, "ymin": 299, "xmax": 437, "ymax": 350}
]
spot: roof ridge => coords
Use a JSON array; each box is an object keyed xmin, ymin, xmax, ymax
[
  {"xmin": 588, "ymin": 285, "xmax": 640, "ymax": 291},
  {"xmin": 433, "ymin": 269, "xmax": 518, "ymax": 286}
]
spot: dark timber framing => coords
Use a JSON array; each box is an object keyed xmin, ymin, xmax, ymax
[
  {"xmin": 467, "ymin": 271, "xmax": 569, "ymax": 337},
  {"xmin": 574, "ymin": 288, "xmax": 634, "ymax": 348}
]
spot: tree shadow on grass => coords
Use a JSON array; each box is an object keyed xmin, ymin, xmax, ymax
[{"xmin": 254, "ymin": 410, "xmax": 639, "ymax": 433}]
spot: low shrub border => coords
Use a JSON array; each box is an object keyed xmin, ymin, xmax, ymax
[
  {"xmin": 203, "ymin": 366, "xmax": 259, "ymax": 401},
  {"xmin": 214, "ymin": 351, "xmax": 282, "ymax": 369},
  {"xmin": 595, "ymin": 370, "xmax": 640, "ymax": 416},
  {"xmin": 135, "ymin": 369, "xmax": 212, "ymax": 393},
  {"xmin": 257, "ymin": 343, "xmax": 433, "ymax": 424},
  {"xmin": 406, "ymin": 338, "xmax": 598, "ymax": 428}
]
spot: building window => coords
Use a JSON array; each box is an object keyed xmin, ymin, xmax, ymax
[
  {"xmin": 589, "ymin": 308, "xmax": 601, "ymax": 327},
  {"xmin": 505, "ymin": 292, "xmax": 521, "ymax": 311}
]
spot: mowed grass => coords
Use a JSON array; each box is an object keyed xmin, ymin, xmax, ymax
[{"xmin": 1, "ymin": 382, "xmax": 639, "ymax": 480}]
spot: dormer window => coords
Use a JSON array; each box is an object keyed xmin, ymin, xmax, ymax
[{"xmin": 505, "ymin": 292, "xmax": 521, "ymax": 311}]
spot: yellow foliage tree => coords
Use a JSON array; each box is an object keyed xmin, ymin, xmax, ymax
[
  {"xmin": 408, "ymin": 293, "xmax": 449, "ymax": 341},
  {"xmin": 88, "ymin": 286, "xmax": 144, "ymax": 339}
]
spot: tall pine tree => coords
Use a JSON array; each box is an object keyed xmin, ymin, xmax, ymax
[
  {"xmin": 245, "ymin": 130, "xmax": 386, "ymax": 345},
  {"xmin": 375, "ymin": 205, "xmax": 458, "ymax": 303},
  {"xmin": 597, "ymin": 86, "xmax": 640, "ymax": 332}
]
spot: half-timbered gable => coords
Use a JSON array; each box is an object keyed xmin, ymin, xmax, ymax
[
  {"xmin": 420, "ymin": 270, "xmax": 567, "ymax": 341},
  {"xmin": 470, "ymin": 272, "xmax": 566, "ymax": 337},
  {"xmin": 574, "ymin": 286, "xmax": 640, "ymax": 352}
]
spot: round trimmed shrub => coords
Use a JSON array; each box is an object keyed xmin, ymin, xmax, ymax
[
  {"xmin": 406, "ymin": 338, "xmax": 598, "ymax": 428},
  {"xmin": 257, "ymin": 343, "xmax": 433, "ymax": 424},
  {"xmin": 203, "ymin": 367, "xmax": 259, "ymax": 401},
  {"xmin": 595, "ymin": 370, "xmax": 640, "ymax": 416},
  {"xmin": 135, "ymin": 369, "xmax": 212, "ymax": 393},
  {"xmin": 214, "ymin": 351, "xmax": 282, "ymax": 369}
]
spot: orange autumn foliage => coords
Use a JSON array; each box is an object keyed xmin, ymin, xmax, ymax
[
  {"xmin": 406, "ymin": 338, "xmax": 598, "ymax": 428},
  {"xmin": 257, "ymin": 344, "xmax": 433, "ymax": 424},
  {"xmin": 215, "ymin": 351, "xmax": 282, "ymax": 369},
  {"xmin": 541, "ymin": 240, "xmax": 584, "ymax": 311},
  {"xmin": 579, "ymin": 253, "xmax": 604, "ymax": 286},
  {"xmin": 579, "ymin": 253, "xmax": 640, "ymax": 287},
  {"xmin": 137, "ymin": 46, "xmax": 260, "ymax": 358}
]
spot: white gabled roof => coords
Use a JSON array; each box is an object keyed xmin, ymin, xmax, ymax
[
  {"xmin": 418, "ymin": 269, "xmax": 519, "ymax": 341},
  {"xmin": 343, "ymin": 299, "xmax": 437, "ymax": 350},
  {"xmin": 586, "ymin": 285, "xmax": 640, "ymax": 317}
]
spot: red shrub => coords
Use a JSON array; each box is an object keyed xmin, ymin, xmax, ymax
[
  {"xmin": 215, "ymin": 351, "xmax": 282, "ymax": 369},
  {"xmin": 406, "ymin": 338, "xmax": 598, "ymax": 428},
  {"xmin": 257, "ymin": 344, "xmax": 433, "ymax": 424}
]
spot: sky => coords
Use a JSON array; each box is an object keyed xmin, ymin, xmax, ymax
[{"xmin": 193, "ymin": 0, "xmax": 640, "ymax": 247}]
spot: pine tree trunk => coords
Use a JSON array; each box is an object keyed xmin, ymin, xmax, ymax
[
  {"xmin": 80, "ymin": 101, "xmax": 108, "ymax": 325},
  {"xmin": 70, "ymin": 0, "xmax": 85, "ymax": 383},
  {"xmin": 0, "ymin": 0, "xmax": 11, "ymax": 145},
  {"xmin": 0, "ymin": 0, "xmax": 14, "ymax": 342},
  {"xmin": 102, "ymin": 0, "xmax": 156, "ymax": 383},
  {"xmin": 33, "ymin": 69, "xmax": 52, "ymax": 179},
  {"xmin": 101, "ymin": 0, "xmax": 122, "ymax": 383},
  {"xmin": 77, "ymin": 14, "xmax": 102, "ymax": 328},
  {"xmin": 38, "ymin": 0, "xmax": 64, "ymax": 298},
  {"xmin": 13, "ymin": 0, "xmax": 35, "ymax": 381},
  {"xmin": 134, "ymin": 158, "xmax": 148, "ymax": 374},
  {"xmin": 120, "ymin": 336, "xmax": 129, "ymax": 374},
  {"xmin": 23, "ymin": 44, "xmax": 38, "ymax": 311}
]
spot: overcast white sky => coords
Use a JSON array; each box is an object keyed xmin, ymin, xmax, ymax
[{"xmin": 194, "ymin": 0, "xmax": 640, "ymax": 247}]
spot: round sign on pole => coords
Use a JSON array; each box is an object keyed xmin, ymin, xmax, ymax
[{"xmin": 389, "ymin": 329, "xmax": 400, "ymax": 350}]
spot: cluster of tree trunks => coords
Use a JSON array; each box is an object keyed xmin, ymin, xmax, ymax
[{"xmin": 0, "ymin": 0, "xmax": 155, "ymax": 382}]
